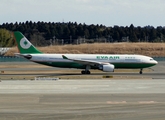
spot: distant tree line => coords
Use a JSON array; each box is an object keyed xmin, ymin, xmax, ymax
[
  {"xmin": 0, "ymin": 29, "xmax": 14, "ymax": 47},
  {"xmin": 1, "ymin": 21, "xmax": 165, "ymax": 46}
]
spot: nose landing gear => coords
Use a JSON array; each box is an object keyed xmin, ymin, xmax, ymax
[{"xmin": 139, "ymin": 69, "xmax": 143, "ymax": 74}]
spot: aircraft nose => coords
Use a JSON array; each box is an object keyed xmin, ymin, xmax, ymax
[{"xmin": 153, "ymin": 60, "xmax": 158, "ymax": 65}]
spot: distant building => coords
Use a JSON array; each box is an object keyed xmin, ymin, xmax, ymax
[
  {"xmin": 0, "ymin": 48, "xmax": 10, "ymax": 56},
  {"xmin": 122, "ymin": 36, "xmax": 129, "ymax": 42}
]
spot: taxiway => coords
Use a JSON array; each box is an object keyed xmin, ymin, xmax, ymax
[{"xmin": 0, "ymin": 61, "xmax": 165, "ymax": 120}]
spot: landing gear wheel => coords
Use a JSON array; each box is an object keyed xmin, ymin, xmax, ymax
[
  {"xmin": 139, "ymin": 69, "xmax": 143, "ymax": 74},
  {"xmin": 87, "ymin": 70, "xmax": 90, "ymax": 74},
  {"xmin": 81, "ymin": 70, "xmax": 91, "ymax": 74},
  {"xmin": 81, "ymin": 70, "xmax": 85, "ymax": 74}
]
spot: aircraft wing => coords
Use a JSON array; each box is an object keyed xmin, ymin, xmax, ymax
[{"xmin": 62, "ymin": 55, "xmax": 109, "ymax": 66}]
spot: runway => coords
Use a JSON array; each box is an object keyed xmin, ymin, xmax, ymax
[
  {"xmin": 0, "ymin": 61, "xmax": 165, "ymax": 120},
  {"xmin": 0, "ymin": 80, "xmax": 165, "ymax": 120}
]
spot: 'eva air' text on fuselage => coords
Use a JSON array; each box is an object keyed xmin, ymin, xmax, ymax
[{"xmin": 96, "ymin": 56, "xmax": 120, "ymax": 60}]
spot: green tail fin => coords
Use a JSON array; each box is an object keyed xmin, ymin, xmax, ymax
[{"xmin": 13, "ymin": 31, "xmax": 42, "ymax": 54}]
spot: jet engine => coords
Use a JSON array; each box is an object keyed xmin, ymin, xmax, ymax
[{"xmin": 99, "ymin": 64, "xmax": 114, "ymax": 72}]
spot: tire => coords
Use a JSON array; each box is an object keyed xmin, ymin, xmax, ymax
[
  {"xmin": 87, "ymin": 71, "xmax": 91, "ymax": 74},
  {"xmin": 81, "ymin": 71, "xmax": 85, "ymax": 74}
]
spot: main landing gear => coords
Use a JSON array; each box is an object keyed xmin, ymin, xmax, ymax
[
  {"xmin": 139, "ymin": 69, "xmax": 143, "ymax": 74},
  {"xmin": 81, "ymin": 65, "xmax": 91, "ymax": 74},
  {"xmin": 81, "ymin": 70, "xmax": 91, "ymax": 74}
]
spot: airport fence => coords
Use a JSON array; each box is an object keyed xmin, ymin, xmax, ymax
[
  {"xmin": 0, "ymin": 56, "xmax": 165, "ymax": 62},
  {"xmin": 153, "ymin": 57, "xmax": 165, "ymax": 61},
  {"xmin": 0, "ymin": 56, "xmax": 28, "ymax": 62}
]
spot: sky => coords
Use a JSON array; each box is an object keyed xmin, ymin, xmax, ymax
[{"xmin": 1, "ymin": 0, "xmax": 165, "ymax": 27}]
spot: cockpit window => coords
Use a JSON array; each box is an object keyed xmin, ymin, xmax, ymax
[{"xmin": 150, "ymin": 59, "xmax": 154, "ymax": 61}]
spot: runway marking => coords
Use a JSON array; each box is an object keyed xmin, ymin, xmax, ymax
[
  {"xmin": 106, "ymin": 101, "xmax": 127, "ymax": 104},
  {"xmin": 106, "ymin": 101, "xmax": 158, "ymax": 104},
  {"xmin": 138, "ymin": 101, "xmax": 157, "ymax": 104}
]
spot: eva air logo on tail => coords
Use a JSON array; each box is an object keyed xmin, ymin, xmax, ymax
[{"xmin": 20, "ymin": 37, "xmax": 31, "ymax": 49}]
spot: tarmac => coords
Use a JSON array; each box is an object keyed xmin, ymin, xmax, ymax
[
  {"xmin": 0, "ymin": 79, "xmax": 165, "ymax": 120},
  {"xmin": 0, "ymin": 61, "xmax": 165, "ymax": 120}
]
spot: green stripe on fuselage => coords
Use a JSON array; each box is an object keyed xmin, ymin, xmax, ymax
[
  {"xmin": 34, "ymin": 61, "xmax": 156, "ymax": 69},
  {"xmin": 112, "ymin": 62, "xmax": 156, "ymax": 69},
  {"xmin": 34, "ymin": 61, "xmax": 87, "ymax": 69}
]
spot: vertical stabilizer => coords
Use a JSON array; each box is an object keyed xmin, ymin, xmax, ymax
[{"xmin": 13, "ymin": 31, "xmax": 42, "ymax": 54}]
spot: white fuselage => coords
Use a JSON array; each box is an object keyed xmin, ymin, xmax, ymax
[{"xmin": 24, "ymin": 53, "xmax": 158, "ymax": 69}]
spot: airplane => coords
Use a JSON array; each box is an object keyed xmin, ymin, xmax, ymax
[{"xmin": 13, "ymin": 31, "xmax": 158, "ymax": 74}]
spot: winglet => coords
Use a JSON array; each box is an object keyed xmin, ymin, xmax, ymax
[{"xmin": 62, "ymin": 55, "xmax": 68, "ymax": 59}]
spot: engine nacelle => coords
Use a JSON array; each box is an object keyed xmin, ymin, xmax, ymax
[{"xmin": 99, "ymin": 64, "xmax": 115, "ymax": 72}]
